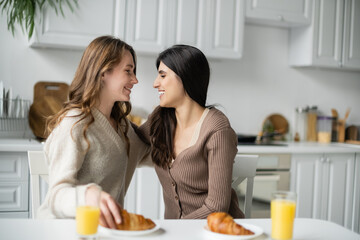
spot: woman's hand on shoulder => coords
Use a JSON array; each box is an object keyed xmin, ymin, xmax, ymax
[{"xmin": 86, "ymin": 186, "xmax": 122, "ymax": 229}]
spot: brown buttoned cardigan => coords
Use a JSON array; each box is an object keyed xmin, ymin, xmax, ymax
[{"xmin": 138, "ymin": 108, "xmax": 244, "ymax": 219}]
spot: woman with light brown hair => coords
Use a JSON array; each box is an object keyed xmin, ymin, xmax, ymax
[{"xmin": 37, "ymin": 36, "xmax": 150, "ymax": 228}]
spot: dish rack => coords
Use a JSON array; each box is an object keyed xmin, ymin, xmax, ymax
[{"xmin": 0, "ymin": 98, "xmax": 31, "ymax": 138}]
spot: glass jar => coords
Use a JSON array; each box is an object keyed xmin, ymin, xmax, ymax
[
  {"xmin": 306, "ymin": 106, "xmax": 318, "ymax": 142},
  {"xmin": 294, "ymin": 107, "xmax": 309, "ymax": 142},
  {"xmin": 317, "ymin": 116, "xmax": 332, "ymax": 143}
]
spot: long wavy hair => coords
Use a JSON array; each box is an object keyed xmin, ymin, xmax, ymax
[
  {"xmin": 149, "ymin": 45, "xmax": 210, "ymax": 168},
  {"xmin": 46, "ymin": 36, "xmax": 136, "ymax": 154}
]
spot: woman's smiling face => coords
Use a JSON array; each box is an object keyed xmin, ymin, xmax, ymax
[
  {"xmin": 153, "ymin": 61, "xmax": 187, "ymax": 108},
  {"xmin": 101, "ymin": 50, "xmax": 138, "ymax": 103}
]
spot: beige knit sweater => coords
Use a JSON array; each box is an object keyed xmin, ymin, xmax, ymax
[
  {"xmin": 139, "ymin": 108, "xmax": 244, "ymax": 219},
  {"xmin": 37, "ymin": 108, "xmax": 150, "ymax": 219}
]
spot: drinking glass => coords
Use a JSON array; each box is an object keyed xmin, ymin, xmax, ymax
[
  {"xmin": 76, "ymin": 185, "xmax": 101, "ymax": 239},
  {"xmin": 271, "ymin": 191, "xmax": 297, "ymax": 240}
]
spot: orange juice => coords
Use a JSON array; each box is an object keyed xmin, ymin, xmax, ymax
[
  {"xmin": 271, "ymin": 199, "xmax": 296, "ymax": 240},
  {"xmin": 76, "ymin": 206, "xmax": 100, "ymax": 235}
]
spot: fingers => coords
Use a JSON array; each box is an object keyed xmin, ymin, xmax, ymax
[
  {"xmin": 99, "ymin": 191, "xmax": 122, "ymax": 229},
  {"xmin": 108, "ymin": 199, "xmax": 122, "ymax": 224}
]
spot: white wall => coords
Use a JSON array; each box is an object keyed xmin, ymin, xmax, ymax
[{"xmin": 1, "ymin": 16, "xmax": 360, "ymax": 137}]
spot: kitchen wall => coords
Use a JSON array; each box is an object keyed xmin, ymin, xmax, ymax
[{"xmin": 1, "ymin": 15, "xmax": 360, "ymax": 136}]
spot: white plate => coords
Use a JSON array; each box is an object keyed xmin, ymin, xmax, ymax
[
  {"xmin": 7, "ymin": 88, "xmax": 12, "ymax": 117},
  {"xmin": 98, "ymin": 224, "xmax": 160, "ymax": 236},
  {"xmin": 203, "ymin": 223, "xmax": 263, "ymax": 240}
]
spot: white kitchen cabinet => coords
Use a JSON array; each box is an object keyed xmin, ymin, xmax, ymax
[
  {"xmin": 31, "ymin": 0, "xmax": 245, "ymax": 59},
  {"xmin": 0, "ymin": 152, "xmax": 29, "ymax": 217},
  {"xmin": 120, "ymin": 0, "xmax": 169, "ymax": 54},
  {"xmin": 353, "ymin": 153, "xmax": 360, "ymax": 233},
  {"xmin": 30, "ymin": 0, "xmax": 117, "ymax": 49},
  {"xmin": 170, "ymin": 0, "xmax": 206, "ymax": 49},
  {"xmin": 245, "ymin": 0, "xmax": 312, "ymax": 27},
  {"xmin": 121, "ymin": 0, "xmax": 244, "ymax": 59},
  {"xmin": 342, "ymin": 0, "xmax": 360, "ymax": 69},
  {"xmin": 291, "ymin": 153, "xmax": 355, "ymax": 230},
  {"xmin": 289, "ymin": 0, "xmax": 360, "ymax": 71},
  {"xmin": 124, "ymin": 167, "xmax": 164, "ymax": 220},
  {"xmin": 205, "ymin": 0, "xmax": 245, "ymax": 59}
]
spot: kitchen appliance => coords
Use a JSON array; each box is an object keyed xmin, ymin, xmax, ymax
[
  {"xmin": 235, "ymin": 154, "xmax": 291, "ymax": 218},
  {"xmin": 237, "ymin": 134, "xmax": 287, "ymax": 146}
]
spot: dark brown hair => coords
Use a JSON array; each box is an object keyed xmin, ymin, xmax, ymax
[
  {"xmin": 46, "ymin": 35, "xmax": 136, "ymax": 154},
  {"xmin": 149, "ymin": 45, "xmax": 210, "ymax": 168}
]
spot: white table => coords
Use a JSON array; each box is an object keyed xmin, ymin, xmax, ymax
[{"xmin": 0, "ymin": 218, "xmax": 359, "ymax": 240}]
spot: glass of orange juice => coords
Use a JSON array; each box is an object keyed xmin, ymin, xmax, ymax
[
  {"xmin": 271, "ymin": 191, "xmax": 297, "ymax": 240},
  {"xmin": 76, "ymin": 185, "xmax": 101, "ymax": 239}
]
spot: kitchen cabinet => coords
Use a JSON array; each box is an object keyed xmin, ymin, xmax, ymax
[
  {"xmin": 289, "ymin": 0, "xmax": 360, "ymax": 71},
  {"xmin": 0, "ymin": 152, "xmax": 29, "ymax": 218},
  {"xmin": 30, "ymin": 0, "xmax": 117, "ymax": 49},
  {"xmin": 204, "ymin": 0, "xmax": 245, "ymax": 59},
  {"xmin": 120, "ymin": 0, "xmax": 169, "ymax": 54},
  {"xmin": 353, "ymin": 153, "xmax": 360, "ymax": 233},
  {"xmin": 291, "ymin": 153, "xmax": 355, "ymax": 230},
  {"xmin": 124, "ymin": 167, "xmax": 164, "ymax": 220},
  {"xmin": 111, "ymin": 0, "xmax": 245, "ymax": 59},
  {"xmin": 245, "ymin": 0, "xmax": 312, "ymax": 27},
  {"xmin": 31, "ymin": 0, "xmax": 245, "ymax": 59}
]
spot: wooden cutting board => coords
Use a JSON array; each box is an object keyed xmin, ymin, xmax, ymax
[{"xmin": 29, "ymin": 82, "xmax": 69, "ymax": 139}]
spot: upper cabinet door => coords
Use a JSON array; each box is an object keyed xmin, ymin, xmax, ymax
[
  {"xmin": 122, "ymin": 0, "xmax": 168, "ymax": 54},
  {"xmin": 170, "ymin": 0, "xmax": 206, "ymax": 49},
  {"xmin": 312, "ymin": 0, "xmax": 344, "ymax": 67},
  {"xmin": 205, "ymin": 0, "xmax": 245, "ymax": 59},
  {"xmin": 342, "ymin": 0, "xmax": 360, "ymax": 69},
  {"xmin": 30, "ymin": 0, "xmax": 117, "ymax": 49},
  {"xmin": 289, "ymin": 0, "xmax": 360, "ymax": 71},
  {"xmin": 246, "ymin": 0, "xmax": 312, "ymax": 27}
]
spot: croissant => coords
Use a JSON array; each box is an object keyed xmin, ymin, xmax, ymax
[
  {"xmin": 207, "ymin": 212, "xmax": 254, "ymax": 235},
  {"xmin": 116, "ymin": 209, "xmax": 156, "ymax": 231}
]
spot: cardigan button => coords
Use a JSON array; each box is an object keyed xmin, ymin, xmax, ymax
[
  {"xmin": 175, "ymin": 195, "xmax": 179, "ymax": 200},
  {"xmin": 172, "ymin": 182, "xmax": 176, "ymax": 187}
]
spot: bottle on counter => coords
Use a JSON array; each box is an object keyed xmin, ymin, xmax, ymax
[
  {"xmin": 306, "ymin": 106, "xmax": 318, "ymax": 142},
  {"xmin": 294, "ymin": 106, "xmax": 309, "ymax": 142},
  {"xmin": 317, "ymin": 116, "xmax": 332, "ymax": 143}
]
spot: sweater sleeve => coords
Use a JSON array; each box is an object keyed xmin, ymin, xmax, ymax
[
  {"xmin": 129, "ymin": 121, "xmax": 151, "ymax": 167},
  {"xmin": 182, "ymin": 127, "xmax": 238, "ymax": 219},
  {"xmin": 43, "ymin": 118, "xmax": 98, "ymax": 218},
  {"xmin": 123, "ymin": 122, "xmax": 153, "ymax": 194}
]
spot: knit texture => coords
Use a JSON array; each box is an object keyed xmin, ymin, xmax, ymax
[
  {"xmin": 139, "ymin": 108, "xmax": 244, "ymax": 219},
  {"xmin": 37, "ymin": 108, "xmax": 150, "ymax": 219}
]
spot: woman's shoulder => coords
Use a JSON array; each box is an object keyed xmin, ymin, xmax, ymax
[
  {"xmin": 48, "ymin": 109, "xmax": 90, "ymax": 139},
  {"xmin": 203, "ymin": 107, "xmax": 232, "ymax": 131}
]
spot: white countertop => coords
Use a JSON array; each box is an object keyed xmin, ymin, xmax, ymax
[
  {"xmin": 0, "ymin": 138, "xmax": 359, "ymax": 154},
  {"xmin": 237, "ymin": 142, "xmax": 360, "ymax": 153},
  {"xmin": 0, "ymin": 138, "xmax": 44, "ymax": 152},
  {"xmin": 0, "ymin": 218, "xmax": 358, "ymax": 240}
]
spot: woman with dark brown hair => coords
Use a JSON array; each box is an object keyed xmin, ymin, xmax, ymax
[
  {"xmin": 37, "ymin": 36, "xmax": 150, "ymax": 228},
  {"xmin": 139, "ymin": 45, "xmax": 244, "ymax": 219}
]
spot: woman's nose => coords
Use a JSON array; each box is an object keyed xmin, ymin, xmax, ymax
[
  {"xmin": 153, "ymin": 77, "xmax": 160, "ymax": 88},
  {"xmin": 132, "ymin": 76, "xmax": 139, "ymax": 84}
]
